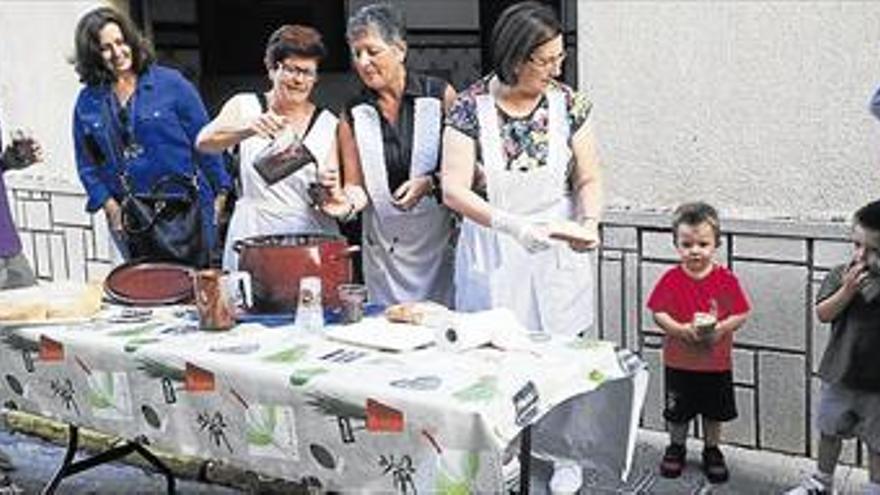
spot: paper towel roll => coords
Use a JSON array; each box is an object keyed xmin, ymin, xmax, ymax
[
  {"xmin": 435, "ymin": 320, "xmax": 493, "ymax": 352},
  {"xmin": 434, "ymin": 308, "xmax": 531, "ymax": 352}
]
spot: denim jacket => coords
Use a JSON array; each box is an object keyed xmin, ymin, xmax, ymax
[{"xmin": 72, "ymin": 64, "xmax": 230, "ymax": 214}]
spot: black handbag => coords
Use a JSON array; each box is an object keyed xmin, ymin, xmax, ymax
[
  {"xmin": 102, "ymin": 92, "xmax": 208, "ymax": 268},
  {"xmin": 120, "ymin": 173, "xmax": 207, "ymax": 267}
]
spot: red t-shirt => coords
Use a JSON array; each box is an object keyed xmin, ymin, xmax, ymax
[{"xmin": 647, "ymin": 264, "xmax": 751, "ymax": 372}]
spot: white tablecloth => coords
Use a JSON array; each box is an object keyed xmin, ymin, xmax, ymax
[{"xmin": 0, "ymin": 307, "xmax": 646, "ymax": 492}]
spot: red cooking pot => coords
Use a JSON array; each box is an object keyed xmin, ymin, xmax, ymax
[{"xmin": 234, "ymin": 233, "xmax": 358, "ymax": 313}]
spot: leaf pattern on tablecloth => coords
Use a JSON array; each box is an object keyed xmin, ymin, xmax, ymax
[
  {"xmin": 289, "ymin": 368, "xmax": 328, "ymax": 387},
  {"xmin": 588, "ymin": 369, "xmax": 606, "ymax": 384},
  {"xmin": 107, "ymin": 322, "xmax": 165, "ymax": 338},
  {"xmin": 1, "ymin": 332, "xmax": 38, "ymax": 353},
  {"xmin": 306, "ymin": 392, "xmax": 366, "ymax": 420},
  {"xmin": 246, "ymin": 404, "xmax": 278, "ymax": 446},
  {"xmin": 124, "ymin": 337, "xmax": 162, "ymax": 353},
  {"xmin": 435, "ymin": 451, "xmax": 479, "ymax": 494},
  {"xmin": 84, "ymin": 370, "xmax": 129, "ymax": 413},
  {"xmin": 452, "ymin": 375, "xmax": 499, "ymax": 402},
  {"xmin": 262, "ymin": 345, "xmax": 309, "ymax": 364},
  {"xmin": 136, "ymin": 357, "xmax": 185, "ymax": 383}
]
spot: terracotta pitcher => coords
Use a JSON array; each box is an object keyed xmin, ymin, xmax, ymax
[{"xmin": 193, "ymin": 269, "xmax": 252, "ymax": 330}]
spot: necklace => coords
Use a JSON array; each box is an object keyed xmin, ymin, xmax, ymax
[{"xmin": 112, "ymin": 86, "xmax": 143, "ymax": 161}]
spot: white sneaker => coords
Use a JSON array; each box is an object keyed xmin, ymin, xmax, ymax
[
  {"xmin": 549, "ymin": 460, "xmax": 582, "ymax": 494},
  {"xmin": 502, "ymin": 456, "xmax": 520, "ymax": 492},
  {"xmin": 784, "ymin": 473, "xmax": 832, "ymax": 495}
]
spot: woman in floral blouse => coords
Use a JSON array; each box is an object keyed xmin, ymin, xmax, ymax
[{"xmin": 441, "ymin": 2, "xmax": 603, "ymax": 491}]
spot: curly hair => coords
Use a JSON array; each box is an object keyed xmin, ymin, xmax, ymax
[
  {"xmin": 72, "ymin": 7, "xmax": 155, "ymax": 86},
  {"xmin": 264, "ymin": 25, "xmax": 326, "ymax": 71}
]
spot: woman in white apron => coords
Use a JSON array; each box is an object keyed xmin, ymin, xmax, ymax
[
  {"xmin": 319, "ymin": 4, "xmax": 456, "ymax": 306},
  {"xmin": 441, "ymin": 3, "xmax": 604, "ymax": 492},
  {"xmin": 196, "ymin": 25, "xmax": 339, "ymax": 271}
]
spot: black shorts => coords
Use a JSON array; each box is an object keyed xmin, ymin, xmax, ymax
[{"xmin": 663, "ymin": 367, "xmax": 737, "ymax": 423}]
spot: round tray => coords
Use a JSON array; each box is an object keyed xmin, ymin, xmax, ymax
[{"xmin": 104, "ymin": 261, "xmax": 195, "ymax": 306}]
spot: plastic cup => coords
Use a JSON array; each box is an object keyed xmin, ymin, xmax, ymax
[
  {"xmin": 296, "ymin": 276, "xmax": 324, "ymax": 333},
  {"xmin": 693, "ymin": 312, "xmax": 717, "ymax": 342},
  {"xmin": 337, "ymin": 284, "xmax": 367, "ymax": 324}
]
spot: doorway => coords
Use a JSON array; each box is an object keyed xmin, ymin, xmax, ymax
[{"xmin": 132, "ymin": 0, "xmax": 579, "ymax": 111}]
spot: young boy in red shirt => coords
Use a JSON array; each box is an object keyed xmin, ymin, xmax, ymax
[{"xmin": 647, "ymin": 202, "xmax": 751, "ymax": 483}]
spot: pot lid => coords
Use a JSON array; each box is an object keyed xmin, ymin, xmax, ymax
[{"xmin": 104, "ymin": 261, "xmax": 195, "ymax": 306}]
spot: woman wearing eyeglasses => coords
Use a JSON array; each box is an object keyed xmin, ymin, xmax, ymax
[
  {"xmin": 442, "ymin": 3, "xmax": 603, "ymax": 490},
  {"xmin": 71, "ymin": 7, "xmax": 231, "ymax": 267},
  {"xmin": 196, "ymin": 25, "xmax": 340, "ymax": 271},
  {"xmin": 319, "ymin": 3, "xmax": 456, "ymax": 306}
]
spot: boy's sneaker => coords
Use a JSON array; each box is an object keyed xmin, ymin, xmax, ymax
[
  {"xmin": 548, "ymin": 460, "xmax": 582, "ymax": 494},
  {"xmin": 784, "ymin": 473, "xmax": 832, "ymax": 495},
  {"xmin": 659, "ymin": 443, "xmax": 686, "ymax": 478},
  {"xmin": 701, "ymin": 446, "xmax": 729, "ymax": 484}
]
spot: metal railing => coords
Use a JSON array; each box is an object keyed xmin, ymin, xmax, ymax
[
  {"xmin": 6, "ymin": 181, "xmax": 867, "ymax": 465},
  {"xmin": 596, "ymin": 211, "xmax": 865, "ymax": 466},
  {"xmin": 8, "ymin": 182, "xmax": 113, "ymax": 283}
]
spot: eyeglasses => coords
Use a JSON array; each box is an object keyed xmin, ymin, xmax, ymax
[
  {"xmin": 276, "ymin": 62, "xmax": 317, "ymax": 80},
  {"xmin": 528, "ymin": 51, "xmax": 567, "ymax": 69}
]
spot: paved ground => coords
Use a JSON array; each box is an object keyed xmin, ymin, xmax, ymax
[
  {"xmin": 529, "ymin": 430, "xmax": 869, "ymax": 494},
  {"xmin": 0, "ymin": 428, "xmax": 869, "ymax": 494}
]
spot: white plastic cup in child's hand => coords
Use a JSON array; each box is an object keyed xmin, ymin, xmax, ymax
[{"xmin": 693, "ymin": 312, "xmax": 717, "ymax": 341}]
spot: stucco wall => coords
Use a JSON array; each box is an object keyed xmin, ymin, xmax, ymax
[
  {"xmin": 0, "ymin": 1, "xmax": 117, "ymax": 188},
  {"xmin": 578, "ymin": 1, "xmax": 880, "ymax": 220}
]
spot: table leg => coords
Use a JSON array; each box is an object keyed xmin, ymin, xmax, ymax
[
  {"xmin": 42, "ymin": 424, "xmax": 79, "ymax": 494},
  {"xmin": 41, "ymin": 425, "xmax": 176, "ymax": 494},
  {"xmin": 518, "ymin": 424, "xmax": 531, "ymax": 494}
]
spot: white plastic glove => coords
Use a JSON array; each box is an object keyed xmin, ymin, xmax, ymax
[{"xmin": 491, "ymin": 209, "xmax": 552, "ymax": 253}]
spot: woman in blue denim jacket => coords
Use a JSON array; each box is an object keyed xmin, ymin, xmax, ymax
[{"xmin": 71, "ymin": 6, "xmax": 230, "ymax": 265}]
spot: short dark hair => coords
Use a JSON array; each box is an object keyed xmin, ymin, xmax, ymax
[
  {"xmin": 72, "ymin": 7, "xmax": 155, "ymax": 86},
  {"xmin": 264, "ymin": 25, "xmax": 326, "ymax": 71},
  {"xmin": 490, "ymin": 1, "xmax": 562, "ymax": 85},
  {"xmin": 346, "ymin": 3, "xmax": 405, "ymax": 46},
  {"xmin": 854, "ymin": 198, "xmax": 880, "ymax": 233},
  {"xmin": 672, "ymin": 201, "xmax": 722, "ymax": 245}
]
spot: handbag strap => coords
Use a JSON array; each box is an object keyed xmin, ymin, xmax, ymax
[
  {"xmin": 99, "ymin": 90, "xmax": 134, "ymax": 195},
  {"xmin": 256, "ymin": 91, "xmax": 269, "ymax": 113},
  {"xmin": 100, "ymin": 87, "xmax": 200, "ymax": 196}
]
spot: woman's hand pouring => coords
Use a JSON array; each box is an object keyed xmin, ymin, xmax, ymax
[{"xmin": 248, "ymin": 111, "xmax": 287, "ymax": 140}]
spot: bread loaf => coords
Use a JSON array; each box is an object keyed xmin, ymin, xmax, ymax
[
  {"xmin": 0, "ymin": 282, "xmax": 103, "ymax": 322},
  {"xmin": 384, "ymin": 301, "xmax": 448, "ymax": 325}
]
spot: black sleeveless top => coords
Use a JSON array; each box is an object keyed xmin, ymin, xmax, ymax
[{"xmin": 344, "ymin": 71, "xmax": 447, "ymax": 192}]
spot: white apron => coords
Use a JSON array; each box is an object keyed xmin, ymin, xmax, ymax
[
  {"xmin": 222, "ymin": 95, "xmax": 340, "ymax": 271},
  {"xmin": 351, "ymin": 97, "xmax": 454, "ymax": 306},
  {"xmin": 454, "ymin": 87, "xmax": 594, "ymax": 336}
]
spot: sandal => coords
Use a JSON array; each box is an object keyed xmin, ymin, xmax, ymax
[
  {"xmin": 702, "ymin": 446, "xmax": 729, "ymax": 483},
  {"xmin": 659, "ymin": 443, "xmax": 686, "ymax": 478}
]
